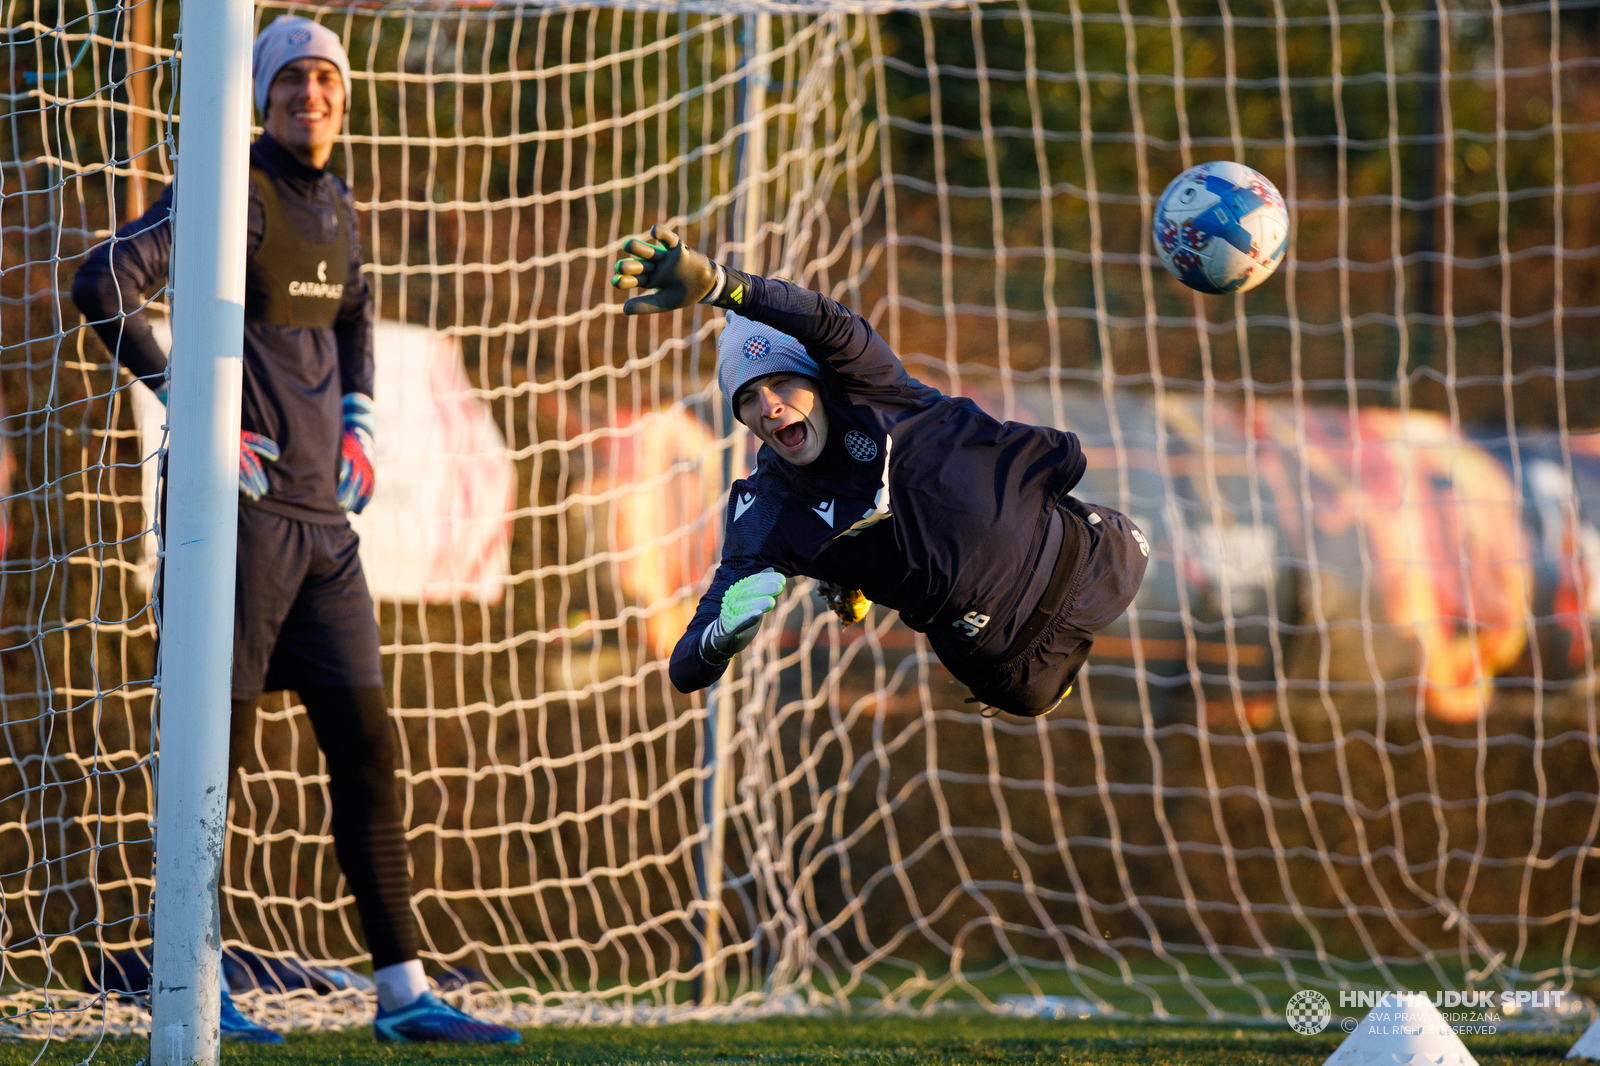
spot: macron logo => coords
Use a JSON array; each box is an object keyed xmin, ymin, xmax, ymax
[
  {"xmin": 734, "ymin": 492, "xmax": 756, "ymax": 522},
  {"xmin": 813, "ymin": 499, "xmax": 834, "ymax": 526}
]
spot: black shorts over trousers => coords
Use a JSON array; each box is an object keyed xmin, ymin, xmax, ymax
[{"xmin": 233, "ymin": 506, "xmax": 384, "ymax": 702}]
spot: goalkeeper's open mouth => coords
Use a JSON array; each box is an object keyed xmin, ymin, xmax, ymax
[
  {"xmin": 761, "ymin": 412, "xmax": 827, "ymax": 466},
  {"xmin": 774, "ymin": 421, "xmax": 808, "ymax": 452}
]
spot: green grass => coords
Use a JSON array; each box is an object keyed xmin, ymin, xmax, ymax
[{"xmin": 0, "ymin": 1018, "xmax": 1580, "ymax": 1066}]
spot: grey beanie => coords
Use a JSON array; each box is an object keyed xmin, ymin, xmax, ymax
[
  {"xmin": 717, "ymin": 312, "xmax": 821, "ymax": 415},
  {"xmin": 252, "ymin": 15, "xmax": 352, "ymax": 118}
]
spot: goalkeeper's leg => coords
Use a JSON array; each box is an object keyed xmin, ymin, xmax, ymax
[
  {"xmin": 227, "ymin": 690, "xmax": 418, "ymax": 967},
  {"xmin": 299, "ymin": 686, "xmax": 518, "ymax": 1043},
  {"xmin": 227, "ymin": 517, "xmax": 518, "ymax": 1041},
  {"xmin": 227, "ymin": 687, "xmax": 517, "ymax": 1042},
  {"xmin": 296, "ymin": 683, "xmax": 420, "ymax": 972}
]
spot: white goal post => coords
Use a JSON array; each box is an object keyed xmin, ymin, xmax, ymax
[
  {"xmin": 144, "ymin": 1, "xmax": 252, "ymax": 1063},
  {"xmin": 1, "ymin": 0, "xmax": 1597, "ymax": 1050}
]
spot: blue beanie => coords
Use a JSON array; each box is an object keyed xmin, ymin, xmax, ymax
[
  {"xmin": 717, "ymin": 312, "xmax": 821, "ymax": 413},
  {"xmin": 252, "ymin": 15, "xmax": 352, "ymax": 119}
]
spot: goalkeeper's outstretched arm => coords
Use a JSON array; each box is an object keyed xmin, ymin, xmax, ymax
[{"xmin": 612, "ymin": 226, "xmax": 939, "ymax": 408}]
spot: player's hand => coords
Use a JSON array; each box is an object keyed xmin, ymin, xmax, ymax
[
  {"xmin": 611, "ymin": 225, "xmax": 719, "ymax": 314},
  {"xmin": 700, "ymin": 569, "xmax": 786, "ymax": 664},
  {"xmin": 817, "ymin": 582, "xmax": 871, "ymax": 627},
  {"xmin": 239, "ymin": 431, "xmax": 280, "ymax": 502},
  {"xmin": 337, "ymin": 392, "xmax": 376, "ymax": 514}
]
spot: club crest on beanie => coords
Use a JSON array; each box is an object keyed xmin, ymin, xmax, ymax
[
  {"xmin": 252, "ymin": 15, "xmax": 353, "ymax": 119},
  {"xmin": 717, "ymin": 312, "xmax": 820, "ymax": 412}
]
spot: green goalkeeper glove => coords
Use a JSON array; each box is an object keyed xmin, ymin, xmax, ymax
[
  {"xmin": 611, "ymin": 225, "xmax": 723, "ymax": 314},
  {"xmin": 699, "ymin": 569, "xmax": 786, "ymax": 665}
]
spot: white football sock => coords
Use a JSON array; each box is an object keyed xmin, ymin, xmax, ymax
[{"xmin": 374, "ymin": 959, "xmax": 428, "ymax": 1012}]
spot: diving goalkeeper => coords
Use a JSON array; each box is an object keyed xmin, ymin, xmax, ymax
[{"xmin": 611, "ymin": 228, "xmax": 1148, "ymax": 717}]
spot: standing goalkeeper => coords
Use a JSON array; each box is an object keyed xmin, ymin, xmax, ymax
[
  {"xmin": 612, "ymin": 228, "xmax": 1148, "ymax": 717},
  {"xmin": 71, "ymin": 15, "xmax": 517, "ymax": 1046}
]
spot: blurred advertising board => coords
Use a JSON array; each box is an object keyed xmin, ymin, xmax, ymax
[
  {"xmin": 134, "ymin": 319, "xmax": 512, "ymax": 603},
  {"xmin": 1010, "ymin": 386, "xmax": 1600, "ymax": 723}
]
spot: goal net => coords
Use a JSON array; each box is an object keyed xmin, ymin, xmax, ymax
[{"xmin": 3, "ymin": 0, "xmax": 1597, "ymax": 1043}]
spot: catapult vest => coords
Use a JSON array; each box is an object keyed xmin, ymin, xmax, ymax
[{"xmin": 244, "ymin": 168, "xmax": 350, "ymax": 327}]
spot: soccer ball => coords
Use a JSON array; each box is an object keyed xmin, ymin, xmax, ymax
[{"xmin": 1153, "ymin": 161, "xmax": 1288, "ymax": 295}]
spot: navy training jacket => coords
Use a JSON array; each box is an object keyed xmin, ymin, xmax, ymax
[
  {"xmin": 668, "ymin": 274, "xmax": 1086, "ymax": 694},
  {"xmin": 72, "ymin": 133, "xmax": 374, "ymax": 525}
]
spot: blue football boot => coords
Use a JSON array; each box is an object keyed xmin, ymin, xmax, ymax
[
  {"xmin": 219, "ymin": 989, "xmax": 283, "ymax": 1044},
  {"xmin": 373, "ymin": 991, "xmax": 521, "ymax": 1044}
]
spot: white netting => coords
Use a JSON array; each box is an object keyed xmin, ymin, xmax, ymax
[{"xmin": 3, "ymin": 0, "xmax": 1599, "ymax": 1048}]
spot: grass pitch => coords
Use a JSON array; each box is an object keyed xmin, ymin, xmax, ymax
[{"xmin": 1, "ymin": 1017, "xmax": 1577, "ymax": 1066}]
